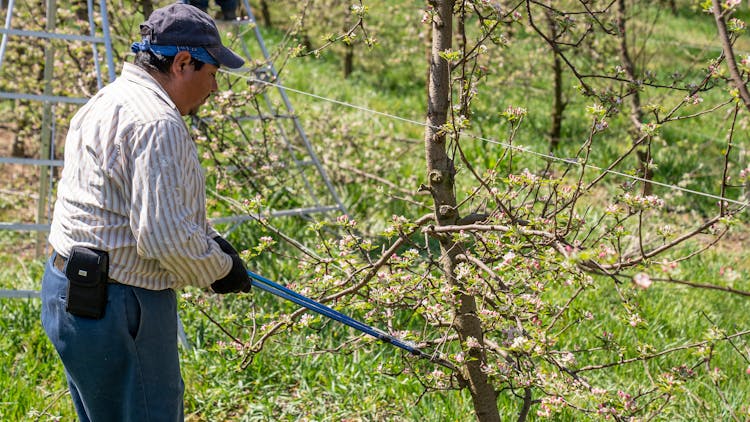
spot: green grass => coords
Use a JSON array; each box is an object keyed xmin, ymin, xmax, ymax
[
  {"xmin": 1, "ymin": 298, "xmax": 75, "ymax": 421},
  {"xmin": 3, "ymin": 243, "xmax": 749, "ymax": 420},
  {"xmin": 3, "ymin": 0, "xmax": 750, "ymax": 420},
  {"xmin": 530, "ymin": 244, "xmax": 750, "ymax": 420},
  {"xmin": 0, "ymin": 277, "xmax": 472, "ymax": 421}
]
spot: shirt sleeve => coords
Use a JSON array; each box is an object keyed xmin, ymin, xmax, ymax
[
  {"xmin": 206, "ymin": 224, "xmax": 221, "ymax": 239},
  {"xmin": 129, "ymin": 119, "xmax": 231, "ymax": 287}
]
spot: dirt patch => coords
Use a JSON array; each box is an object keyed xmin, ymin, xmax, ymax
[
  {"xmin": 0, "ymin": 127, "xmax": 40, "ymax": 219},
  {"xmin": 0, "ymin": 126, "xmax": 14, "ymax": 156},
  {"xmin": 0, "ymin": 126, "xmax": 49, "ymax": 258}
]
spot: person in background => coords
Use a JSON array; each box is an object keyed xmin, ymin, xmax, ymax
[
  {"xmin": 182, "ymin": 0, "xmax": 238, "ymax": 21},
  {"xmin": 40, "ymin": 3, "xmax": 250, "ymax": 421}
]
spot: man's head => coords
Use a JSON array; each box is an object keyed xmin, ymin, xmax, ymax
[
  {"xmin": 135, "ymin": 3, "xmax": 244, "ymax": 69},
  {"xmin": 131, "ymin": 3, "xmax": 245, "ymax": 115}
]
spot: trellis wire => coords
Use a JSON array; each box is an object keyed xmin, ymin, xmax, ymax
[{"xmin": 223, "ymin": 69, "xmax": 750, "ymax": 209}]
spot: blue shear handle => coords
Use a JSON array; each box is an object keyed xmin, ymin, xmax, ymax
[
  {"xmin": 247, "ymin": 270, "xmax": 420, "ymax": 354},
  {"xmin": 247, "ymin": 270, "xmax": 458, "ymax": 371}
]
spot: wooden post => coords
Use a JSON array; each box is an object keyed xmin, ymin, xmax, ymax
[{"xmin": 36, "ymin": 0, "xmax": 57, "ymax": 256}]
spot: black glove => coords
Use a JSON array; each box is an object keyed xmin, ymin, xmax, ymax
[
  {"xmin": 211, "ymin": 254, "xmax": 252, "ymax": 293},
  {"xmin": 214, "ymin": 236, "xmax": 239, "ymax": 256},
  {"xmin": 211, "ymin": 236, "xmax": 252, "ymax": 294}
]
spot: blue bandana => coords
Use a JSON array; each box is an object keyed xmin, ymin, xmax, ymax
[{"xmin": 131, "ymin": 39, "xmax": 219, "ymax": 67}]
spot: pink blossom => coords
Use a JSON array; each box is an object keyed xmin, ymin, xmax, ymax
[
  {"xmin": 466, "ymin": 336, "xmax": 481, "ymax": 349},
  {"xmin": 725, "ymin": 0, "xmax": 741, "ymax": 8},
  {"xmin": 684, "ymin": 94, "xmax": 703, "ymax": 105},
  {"xmin": 420, "ymin": 6, "xmax": 433, "ymax": 24},
  {"xmin": 660, "ymin": 260, "xmax": 677, "ymax": 273},
  {"xmin": 595, "ymin": 119, "xmax": 609, "ymax": 132},
  {"xmin": 559, "ymin": 352, "xmax": 576, "ymax": 365},
  {"xmin": 537, "ymin": 405, "xmax": 551, "ymax": 418},
  {"xmin": 719, "ymin": 266, "xmax": 740, "ymax": 282},
  {"xmin": 628, "ymin": 313, "xmax": 643, "ymax": 327},
  {"xmin": 299, "ymin": 314, "xmax": 314, "ymax": 326},
  {"xmin": 633, "ymin": 272, "xmax": 652, "ymax": 289}
]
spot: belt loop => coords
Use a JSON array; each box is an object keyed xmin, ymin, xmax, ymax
[{"xmin": 53, "ymin": 251, "xmax": 68, "ymax": 273}]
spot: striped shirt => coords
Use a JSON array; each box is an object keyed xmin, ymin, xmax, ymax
[{"xmin": 48, "ymin": 62, "xmax": 231, "ymax": 291}]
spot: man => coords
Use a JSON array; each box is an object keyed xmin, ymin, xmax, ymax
[{"xmin": 41, "ymin": 4, "xmax": 250, "ymax": 421}]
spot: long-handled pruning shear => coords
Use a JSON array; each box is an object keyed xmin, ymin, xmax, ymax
[{"xmin": 247, "ymin": 271, "xmax": 457, "ymax": 371}]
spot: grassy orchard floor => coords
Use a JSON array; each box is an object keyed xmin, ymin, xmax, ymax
[
  {"xmin": 3, "ymin": 2, "xmax": 750, "ymax": 420},
  {"xmin": 0, "ymin": 256, "xmax": 474, "ymax": 421},
  {"xmin": 2, "ymin": 232, "xmax": 750, "ymax": 420}
]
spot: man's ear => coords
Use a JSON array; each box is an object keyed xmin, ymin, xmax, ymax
[{"xmin": 170, "ymin": 51, "xmax": 193, "ymax": 76}]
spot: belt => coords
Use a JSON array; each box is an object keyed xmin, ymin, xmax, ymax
[
  {"xmin": 53, "ymin": 253, "xmax": 68, "ymax": 273},
  {"xmin": 53, "ymin": 252, "xmax": 119, "ymax": 284}
]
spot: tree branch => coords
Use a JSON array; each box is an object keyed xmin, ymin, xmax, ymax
[{"xmin": 711, "ymin": 0, "xmax": 750, "ymax": 111}]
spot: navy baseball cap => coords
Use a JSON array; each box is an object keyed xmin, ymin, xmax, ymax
[{"xmin": 139, "ymin": 3, "xmax": 244, "ymax": 69}]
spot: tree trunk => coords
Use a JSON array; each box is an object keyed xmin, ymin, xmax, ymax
[
  {"xmin": 11, "ymin": 134, "xmax": 24, "ymax": 157},
  {"xmin": 424, "ymin": 1, "xmax": 500, "ymax": 421},
  {"xmin": 74, "ymin": 0, "xmax": 87, "ymax": 20},
  {"xmin": 549, "ymin": 51, "xmax": 564, "ymax": 150},
  {"xmin": 546, "ymin": 9, "xmax": 564, "ymax": 151},
  {"xmin": 616, "ymin": 0, "xmax": 652, "ymax": 194},
  {"xmin": 711, "ymin": 0, "xmax": 750, "ymax": 113},
  {"xmin": 137, "ymin": 0, "xmax": 153, "ymax": 19},
  {"xmin": 259, "ymin": 0, "xmax": 272, "ymax": 26},
  {"xmin": 343, "ymin": 11, "xmax": 353, "ymax": 78},
  {"xmin": 343, "ymin": 45, "xmax": 353, "ymax": 78},
  {"xmin": 665, "ymin": 0, "xmax": 677, "ymax": 14}
]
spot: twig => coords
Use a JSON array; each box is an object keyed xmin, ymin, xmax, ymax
[
  {"xmin": 653, "ymin": 276, "xmax": 750, "ymax": 297},
  {"xmin": 595, "ymin": 214, "xmax": 725, "ymax": 271},
  {"xmin": 575, "ymin": 328, "xmax": 750, "ymax": 373},
  {"xmin": 455, "ymin": 252, "xmax": 509, "ymax": 291},
  {"xmin": 423, "ymin": 223, "xmax": 556, "ymax": 240},
  {"xmin": 323, "ymin": 214, "xmax": 435, "ymax": 301}
]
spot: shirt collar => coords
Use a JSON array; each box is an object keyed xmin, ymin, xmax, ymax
[{"xmin": 119, "ymin": 62, "xmax": 178, "ymax": 112}]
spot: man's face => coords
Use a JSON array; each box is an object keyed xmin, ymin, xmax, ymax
[{"xmin": 181, "ymin": 60, "xmax": 219, "ymax": 115}]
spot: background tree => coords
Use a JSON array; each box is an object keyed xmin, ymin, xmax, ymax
[
  {"xmin": 423, "ymin": 0, "xmax": 501, "ymax": 420},
  {"xmin": 236, "ymin": 1, "xmax": 749, "ymax": 419},
  {"xmin": 545, "ymin": 5, "xmax": 567, "ymax": 151},
  {"xmin": 615, "ymin": 0, "xmax": 653, "ymax": 193}
]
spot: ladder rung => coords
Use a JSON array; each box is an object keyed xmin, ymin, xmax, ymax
[
  {"xmin": 0, "ymin": 223, "xmax": 50, "ymax": 232},
  {"xmin": 0, "ymin": 157, "xmax": 63, "ymax": 166},
  {"xmin": 0, "ymin": 28, "xmax": 107, "ymax": 43},
  {"xmin": 0, "ymin": 91, "xmax": 88, "ymax": 104}
]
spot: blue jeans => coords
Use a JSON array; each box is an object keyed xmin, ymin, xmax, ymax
[{"xmin": 41, "ymin": 253, "xmax": 184, "ymax": 422}]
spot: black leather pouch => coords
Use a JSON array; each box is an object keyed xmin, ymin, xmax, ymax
[{"xmin": 65, "ymin": 246, "xmax": 109, "ymax": 319}]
